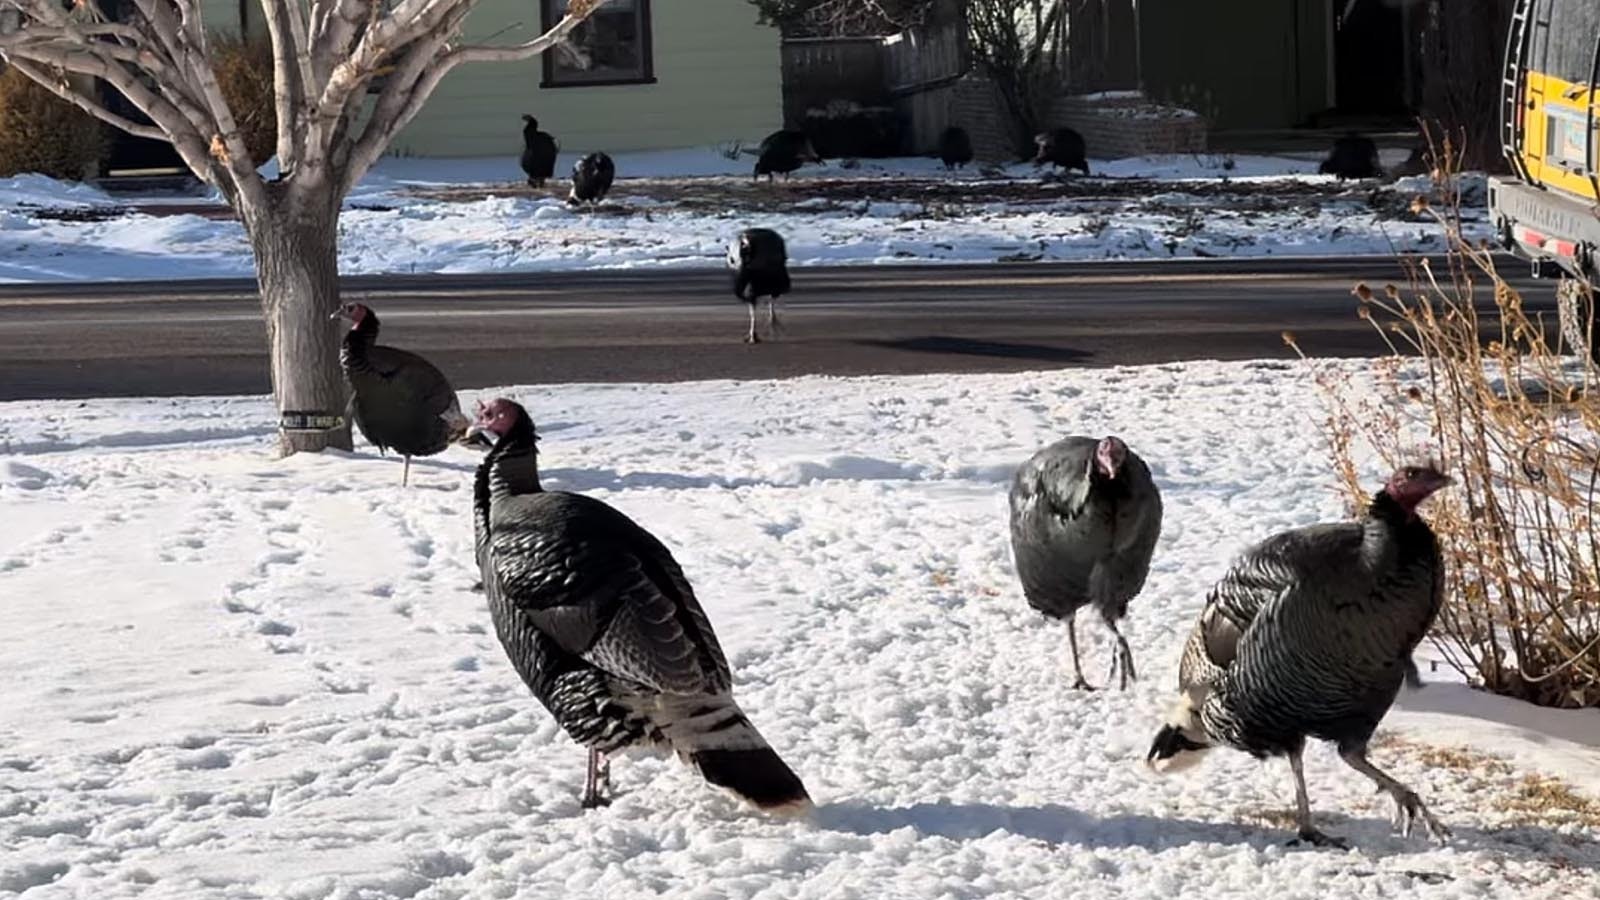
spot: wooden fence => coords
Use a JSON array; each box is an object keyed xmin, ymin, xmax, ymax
[
  {"xmin": 780, "ymin": 24, "xmax": 969, "ymax": 155},
  {"xmin": 884, "ymin": 24, "xmax": 968, "ymax": 154},
  {"xmin": 779, "ymin": 36, "xmax": 888, "ymax": 127}
]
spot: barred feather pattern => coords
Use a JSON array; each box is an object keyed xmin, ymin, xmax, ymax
[
  {"xmin": 1181, "ymin": 492, "xmax": 1443, "ymax": 758},
  {"xmin": 474, "ymin": 425, "xmax": 769, "ymax": 763}
]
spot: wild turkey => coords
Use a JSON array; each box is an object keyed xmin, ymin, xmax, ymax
[
  {"xmin": 750, "ymin": 130, "xmax": 823, "ymax": 181},
  {"xmin": 1147, "ymin": 462, "xmax": 1453, "ymax": 848},
  {"xmin": 468, "ymin": 398, "xmax": 811, "ymax": 812},
  {"xmin": 333, "ymin": 302, "xmax": 470, "ymax": 486},
  {"xmin": 520, "ymin": 115, "xmax": 558, "ymax": 188},
  {"xmin": 1318, "ymin": 133, "xmax": 1382, "ymax": 180},
  {"xmin": 1009, "ymin": 436, "xmax": 1162, "ymax": 690},
  {"xmin": 569, "ymin": 151, "xmax": 616, "ymax": 205},
  {"xmin": 727, "ymin": 227, "xmax": 790, "ymax": 344},
  {"xmin": 938, "ymin": 126, "xmax": 974, "ymax": 171},
  {"xmin": 1034, "ymin": 127, "xmax": 1090, "ymax": 175}
]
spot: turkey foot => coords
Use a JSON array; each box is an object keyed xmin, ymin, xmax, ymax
[
  {"xmin": 1340, "ymin": 748, "xmax": 1450, "ymax": 843},
  {"xmin": 1389, "ymin": 788, "xmax": 1450, "ymax": 842}
]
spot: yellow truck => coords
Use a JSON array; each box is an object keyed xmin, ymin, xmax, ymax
[{"xmin": 1488, "ymin": 0, "xmax": 1599, "ymax": 358}]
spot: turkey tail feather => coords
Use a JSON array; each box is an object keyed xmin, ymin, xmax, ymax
[
  {"xmin": 693, "ymin": 746, "xmax": 811, "ymax": 813},
  {"xmin": 654, "ymin": 695, "xmax": 810, "ymax": 813}
]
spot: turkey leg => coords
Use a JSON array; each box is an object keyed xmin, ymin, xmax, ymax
[
  {"xmin": 1104, "ymin": 620, "xmax": 1137, "ymax": 690},
  {"xmin": 746, "ymin": 303, "xmax": 760, "ymax": 344},
  {"xmin": 1287, "ymin": 748, "xmax": 1348, "ymax": 849},
  {"xmin": 1065, "ymin": 617, "xmax": 1094, "ymax": 691},
  {"xmin": 767, "ymin": 297, "xmax": 782, "ymax": 338},
  {"xmin": 581, "ymin": 748, "xmax": 612, "ymax": 809},
  {"xmin": 402, "ymin": 455, "xmax": 411, "ymax": 487},
  {"xmin": 1339, "ymin": 747, "xmax": 1450, "ymax": 842}
]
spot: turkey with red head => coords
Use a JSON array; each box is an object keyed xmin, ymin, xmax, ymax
[{"xmin": 333, "ymin": 301, "xmax": 470, "ymax": 485}]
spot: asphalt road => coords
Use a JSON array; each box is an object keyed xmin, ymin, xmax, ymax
[{"xmin": 0, "ymin": 257, "xmax": 1554, "ymax": 401}]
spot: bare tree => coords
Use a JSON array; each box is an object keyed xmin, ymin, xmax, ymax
[
  {"xmin": 0, "ymin": 0, "xmax": 609, "ymax": 454},
  {"xmin": 966, "ymin": 0, "xmax": 1066, "ymax": 158},
  {"xmin": 748, "ymin": 0, "xmax": 940, "ymax": 38}
]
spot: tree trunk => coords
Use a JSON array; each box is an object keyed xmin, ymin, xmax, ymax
[{"xmin": 244, "ymin": 187, "xmax": 353, "ymax": 455}]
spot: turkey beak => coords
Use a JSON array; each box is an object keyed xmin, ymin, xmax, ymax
[{"xmin": 462, "ymin": 425, "xmax": 496, "ymax": 450}]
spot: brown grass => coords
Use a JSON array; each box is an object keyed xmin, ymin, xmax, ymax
[
  {"xmin": 0, "ymin": 68, "xmax": 106, "ymax": 180},
  {"xmin": 1288, "ymin": 131, "xmax": 1600, "ymax": 709},
  {"xmin": 210, "ymin": 32, "xmax": 277, "ymax": 168}
]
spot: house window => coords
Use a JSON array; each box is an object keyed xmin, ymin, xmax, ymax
[{"xmin": 541, "ymin": 0, "xmax": 655, "ymax": 88}]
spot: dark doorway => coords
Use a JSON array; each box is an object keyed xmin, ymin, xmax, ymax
[
  {"xmin": 1331, "ymin": 0, "xmax": 1412, "ymax": 115},
  {"xmin": 101, "ymin": 0, "xmax": 185, "ymax": 174}
]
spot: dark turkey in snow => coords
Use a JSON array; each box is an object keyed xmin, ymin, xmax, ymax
[
  {"xmin": 1008, "ymin": 435, "xmax": 1162, "ymax": 690},
  {"xmin": 333, "ymin": 302, "xmax": 470, "ymax": 485},
  {"xmin": 1147, "ymin": 463, "xmax": 1453, "ymax": 848},
  {"xmin": 468, "ymin": 398, "xmax": 811, "ymax": 812}
]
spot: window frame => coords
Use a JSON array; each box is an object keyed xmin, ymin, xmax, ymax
[{"xmin": 539, "ymin": 0, "xmax": 656, "ymax": 89}]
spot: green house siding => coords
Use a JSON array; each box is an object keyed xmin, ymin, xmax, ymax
[{"xmin": 394, "ymin": 0, "xmax": 781, "ymax": 157}]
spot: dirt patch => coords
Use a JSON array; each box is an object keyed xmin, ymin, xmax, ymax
[
  {"xmin": 408, "ymin": 173, "xmax": 1402, "ymax": 215},
  {"xmin": 1374, "ymin": 732, "xmax": 1600, "ymax": 829}
]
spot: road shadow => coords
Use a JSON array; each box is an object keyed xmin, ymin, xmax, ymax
[{"xmin": 856, "ymin": 336, "xmax": 1092, "ymax": 363}]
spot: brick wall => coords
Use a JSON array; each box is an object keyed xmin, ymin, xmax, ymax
[
  {"xmin": 1047, "ymin": 95, "xmax": 1209, "ymax": 158},
  {"xmin": 944, "ymin": 76, "xmax": 1209, "ymax": 162}
]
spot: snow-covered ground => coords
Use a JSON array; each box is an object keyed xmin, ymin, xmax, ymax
[
  {"xmin": 0, "ymin": 148, "xmax": 1484, "ymax": 282},
  {"xmin": 3, "ymin": 361, "xmax": 1597, "ymax": 898}
]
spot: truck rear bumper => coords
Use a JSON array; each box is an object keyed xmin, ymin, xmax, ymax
[{"xmin": 1487, "ymin": 177, "xmax": 1600, "ymax": 280}]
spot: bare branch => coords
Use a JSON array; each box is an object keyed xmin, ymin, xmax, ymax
[
  {"xmin": 337, "ymin": 3, "xmax": 604, "ymax": 195},
  {"xmin": 260, "ymin": 0, "xmax": 305, "ymax": 173},
  {"xmin": 450, "ymin": 0, "xmax": 606, "ymax": 63},
  {"xmin": 5, "ymin": 57, "xmax": 166, "ymax": 141}
]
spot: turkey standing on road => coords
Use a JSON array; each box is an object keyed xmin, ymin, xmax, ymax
[
  {"xmin": 520, "ymin": 115, "xmax": 559, "ymax": 188},
  {"xmin": 333, "ymin": 302, "xmax": 470, "ymax": 486},
  {"xmin": 727, "ymin": 227, "xmax": 791, "ymax": 344},
  {"xmin": 1147, "ymin": 463, "xmax": 1453, "ymax": 848},
  {"xmin": 469, "ymin": 398, "xmax": 811, "ymax": 812},
  {"xmin": 1009, "ymin": 436, "xmax": 1162, "ymax": 690},
  {"xmin": 569, "ymin": 151, "xmax": 616, "ymax": 206}
]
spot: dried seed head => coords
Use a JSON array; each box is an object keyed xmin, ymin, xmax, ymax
[
  {"xmin": 1281, "ymin": 330, "xmax": 1297, "ymax": 347},
  {"xmin": 1410, "ymin": 194, "xmax": 1431, "ymax": 215},
  {"xmin": 1352, "ymin": 282, "xmax": 1374, "ymax": 302}
]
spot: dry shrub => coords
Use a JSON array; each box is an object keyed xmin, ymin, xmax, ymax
[
  {"xmin": 1289, "ymin": 133, "xmax": 1600, "ymax": 709},
  {"xmin": 210, "ymin": 32, "xmax": 277, "ymax": 168},
  {"xmin": 0, "ymin": 68, "xmax": 106, "ymax": 180}
]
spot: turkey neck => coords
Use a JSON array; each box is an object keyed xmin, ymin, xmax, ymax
[
  {"xmin": 339, "ymin": 316, "xmax": 380, "ymax": 375},
  {"xmin": 482, "ymin": 432, "xmax": 542, "ymax": 501},
  {"xmin": 1360, "ymin": 490, "xmax": 1435, "ymax": 574}
]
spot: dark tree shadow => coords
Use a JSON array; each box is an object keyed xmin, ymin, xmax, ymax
[{"xmin": 856, "ymin": 336, "xmax": 1093, "ymax": 363}]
